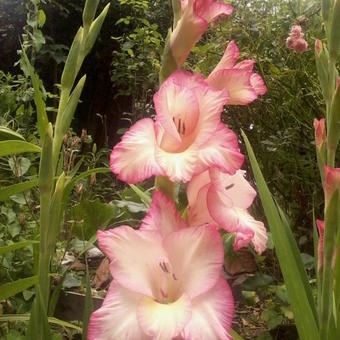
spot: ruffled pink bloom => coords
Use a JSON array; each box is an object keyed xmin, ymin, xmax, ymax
[
  {"xmin": 111, "ymin": 70, "xmax": 244, "ymax": 183},
  {"xmin": 207, "ymin": 40, "xmax": 267, "ymax": 105},
  {"xmin": 170, "ymin": 0, "xmax": 233, "ymax": 67},
  {"xmin": 286, "ymin": 25, "xmax": 308, "ymax": 54},
  {"xmin": 313, "ymin": 118, "xmax": 326, "ymax": 151},
  {"xmin": 187, "ymin": 168, "xmax": 267, "ymax": 254},
  {"xmin": 88, "ymin": 191, "xmax": 234, "ymax": 340}
]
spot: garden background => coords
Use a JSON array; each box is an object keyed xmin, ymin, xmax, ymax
[{"xmin": 0, "ymin": 0, "xmax": 328, "ymax": 338}]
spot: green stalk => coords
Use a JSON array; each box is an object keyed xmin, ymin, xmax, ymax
[{"xmin": 320, "ymin": 191, "xmax": 340, "ymax": 339}]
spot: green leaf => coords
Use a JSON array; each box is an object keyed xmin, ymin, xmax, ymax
[
  {"xmin": 0, "ymin": 126, "xmax": 25, "ymax": 141},
  {"xmin": 1, "ymin": 314, "xmax": 82, "ymax": 332},
  {"xmin": 230, "ymin": 328, "xmax": 245, "ymax": 340},
  {"xmin": 21, "ymin": 50, "xmax": 48, "ymax": 142},
  {"xmin": 8, "ymin": 157, "xmax": 31, "ymax": 177},
  {"xmin": 38, "ymin": 10, "xmax": 46, "ymax": 27},
  {"xmin": 62, "ymin": 167, "xmax": 110, "ymax": 210},
  {"xmin": 0, "ymin": 179, "xmax": 38, "ymax": 201},
  {"xmin": 0, "ymin": 240, "xmax": 39, "ymax": 255},
  {"xmin": 0, "ymin": 141, "xmax": 41, "ymax": 156},
  {"xmin": 82, "ymin": 260, "xmax": 93, "ymax": 340},
  {"xmin": 0, "ymin": 276, "xmax": 37, "ymax": 300},
  {"xmin": 242, "ymin": 130, "xmax": 319, "ymax": 340},
  {"xmin": 71, "ymin": 198, "xmax": 115, "ymax": 240},
  {"xmin": 129, "ymin": 184, "xmax": 151, "ymax": 206}
]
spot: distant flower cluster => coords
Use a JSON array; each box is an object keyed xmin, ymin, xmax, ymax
[{"xmin": 286, "ymin": 25, "xmax": 308, "ymax": 54}]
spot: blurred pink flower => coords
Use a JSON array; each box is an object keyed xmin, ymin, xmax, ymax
[
  {"xmin": 170, "ymin": 0, "xmax": 233, "ymax": 67},
  {"xmin": 111, "ymin": 70, "xmax": 244, "ymax": 183},
  {"xmin": 88, "ymin": 191, "xmax": 234, "ymax": 339},
  {"xmin": 207, "ymin": 40, "xmax": 267, "ymax": 105},
  {"xmin": 187, "ymin": 168, "xmax": 267, "ymax": 254},
  {"xmin": 286, "ymin": 25, "xmax": 308, "ymax": 54}
]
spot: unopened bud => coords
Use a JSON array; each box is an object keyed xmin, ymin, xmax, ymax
[
  {"xmin": 90, "ymin": 172, "xmax": 96, "ymax": 186},
  {"xmin": 92, "ymin": 143, "xmax": 97, "ymax": 154},
  {"xmin": 315, "ymin": 39, "xmax": 323, "ymax": 56},
  {"xmin": 75, "ymin": 183, "xmax": 83, "ymax": 196}
]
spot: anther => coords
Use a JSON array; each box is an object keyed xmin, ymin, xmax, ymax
[
  {"xmin": 172, "ymin": 273, "xmax": 178, "ymax": 281},
  {"xmin": 159, "ymin": 262, "xmax": 170, "ymax": 273},
  {"xmin": 225, "ymin": 184, "xmax": 235, "ymax": 190}
]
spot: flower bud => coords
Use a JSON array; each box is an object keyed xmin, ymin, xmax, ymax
[
  {"xmin": 324, "ymin": 166, "xmax": 340, "ymax": 208},
  {"xmin": 314, "ymin": 118, "xmax": 327, "ymax": 151},
  {"xmin": 314, "ymin": 118, "xmax": 327, "ymax": 181},
  {"xmin": 83, "ymin": 0, "xmax": 100, "ymax": 29}
]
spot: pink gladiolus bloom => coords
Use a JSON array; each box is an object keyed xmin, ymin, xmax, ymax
[
  {"xmin": 88, "ymin": 191, "xmax": 234, "ymax": 339},
  {"xmin": 111, "ymin": 70, "xmax": 244, "ymax": 183},
  {"xmin": 207, "ymin": 40, "xmax": 267, "ymax": 105},
  {"xmin": 313, "ymin": 118, "xmax": 326, "ymax": 151},
  {"xmin": 170, "ymin": 0, "xmax": 233, "ymax": 67},
  {"xmin": 187, "ymin": 168, "xmax": 267, "ymax": 254},
  {"xmin": 286, "ymin": 25, "xmax": 308, "ymax": 54}
]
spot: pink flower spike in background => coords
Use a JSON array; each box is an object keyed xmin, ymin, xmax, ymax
[
  {"xmin": 88, "ymin": 191, "xmax": 234, "ymax": 340},
  {"xmin": 286, "ymin": 25, "xmax": 308, "ymax": 54},
  {"xmin": 207, "ymin": 40, "xmax": 267, "ymax": 105},
  {"xmin": 170, "ymin": 0, "xmax": 233, "ymax": 67},
  {"xmin": 111, "ymin": 70, "xmax": 244, "ymax": 183},
  {"xmin": 187, "ymin": 168, "xmax": 267, "ymax": 254}
]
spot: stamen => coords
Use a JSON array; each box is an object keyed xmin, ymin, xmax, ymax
[
  {"xmin": 182, "ymin": 122, "xmax": 186, "ymax": 135},
  {"xmin": 159, "ymin": 261, "xmax": 170, "ymax": 273},
  {"xmin": 178, "ymin": 118, "xmax": 181, "ymax": 134},
  {"xmin": 225, "ymin": 184, "xmax": 235, "ymax": 190},
  {"xmin": 172, "ymin": 273, "xmax": 178, "ymax": 281}
]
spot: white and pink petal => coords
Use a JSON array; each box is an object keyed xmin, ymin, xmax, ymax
[
  {"xmin": 196, "ymin": 123, "xmax": 244, "ymax": 175},
  {"xmin": 97, "ymin": 227, "xmax": 168, "ymax": 297},
  {"xmin": 209, "ymin": 40, "xmax": 239, "ymax": 74},
  {"xmin": 208, "ymin": 68, "xmax": 258, "ymax": 105},
  {"xmin": 140, "ymin": 190, "xmax": 188, "ymax": 237},
  {"xmin": 110, "ymin": 118, "xmax": 163, "ymax": 184},
  {"xmin": 88, "ymin": 281, "xmax": 148, "ymax": 340},
  {"xmin": 163, "ymin": 225, "xmax": 224, "ymax": 299},
  {"xmin": 182, "ymin": 277, "xmax": 234, "ymax": 340},
  {"xmin": 233, "ymin": 208, "xmax": 267, "ymax": 254}
]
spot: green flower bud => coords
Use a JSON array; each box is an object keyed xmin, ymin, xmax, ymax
[{"xmin": 83, "ymin": 0, "xmax": 100, "ymax": 29}]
